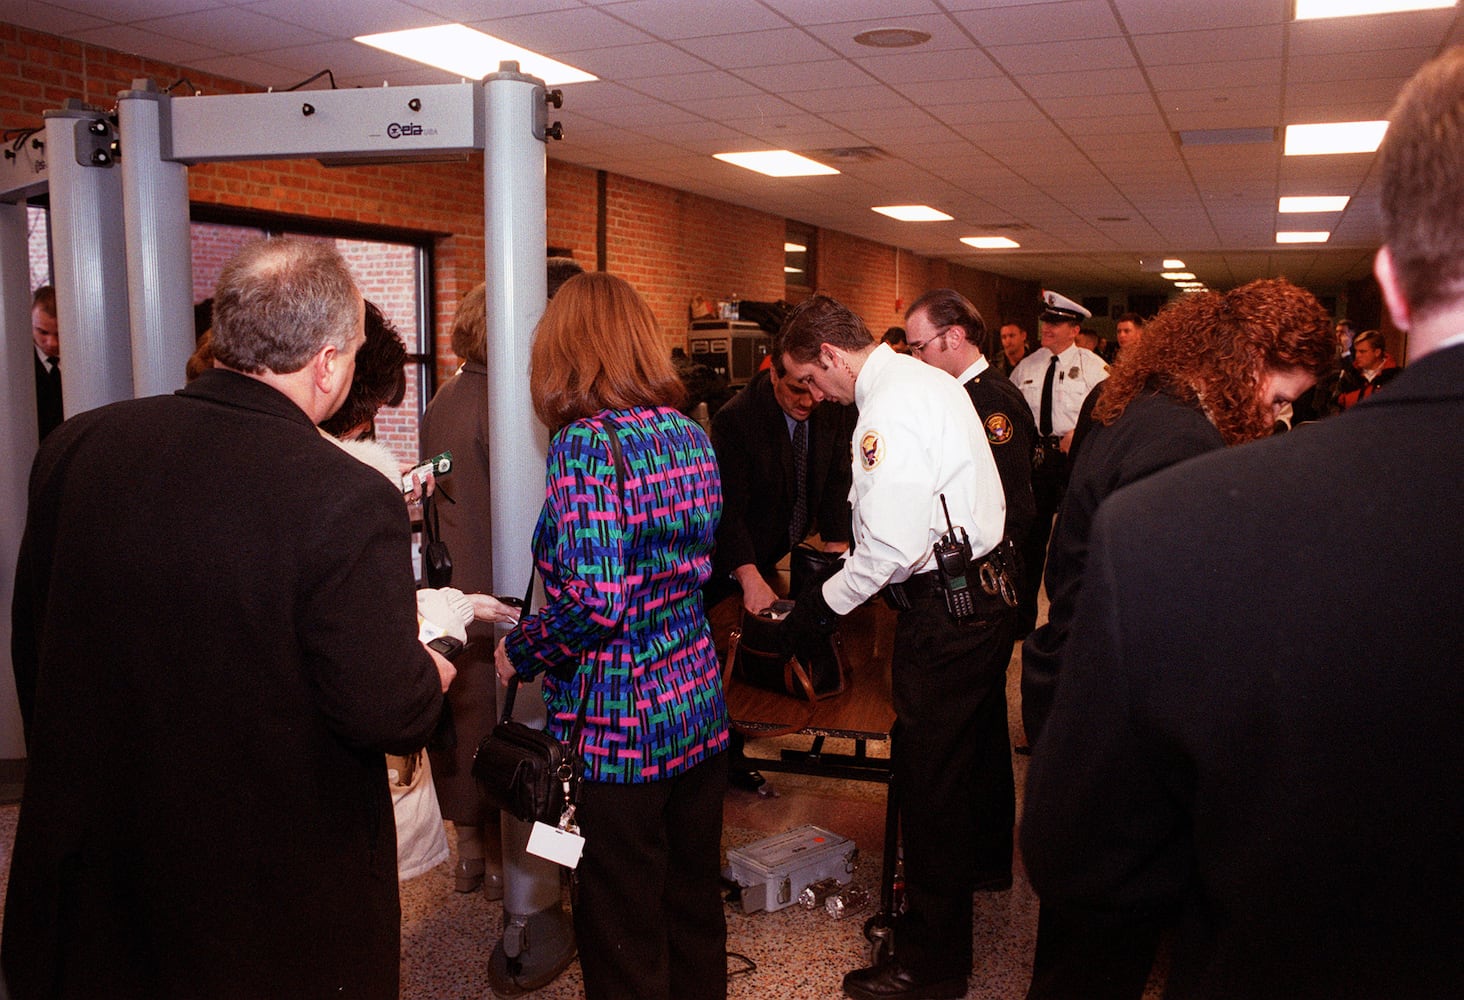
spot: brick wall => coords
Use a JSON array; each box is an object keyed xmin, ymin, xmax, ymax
[{"xmin": 4, "ymin": 21, "xmax": 1037, "ymax": 428}]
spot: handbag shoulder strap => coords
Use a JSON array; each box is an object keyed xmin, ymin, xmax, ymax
[{"xmin": 499, "ymin": 415, "xmax": 628, "ymax": 731}]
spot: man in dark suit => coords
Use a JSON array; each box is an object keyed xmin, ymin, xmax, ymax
[
  {"xmin": 30, "ymin": 285, "xmax": 63, "ymax": 440},
  {"xmin": 1022, "ymin": 47, "xmax": 1464, "ymax": 999},
  {"xmin": 5, "ymin": 238, "xmax": 454, "ymax": 1000},
  {"xmin": 709, "ymin": 357, "xmax": 854, "ymax": 615}
]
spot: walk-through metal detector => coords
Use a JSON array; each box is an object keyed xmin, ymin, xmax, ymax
[{"xmin": 1, "ymin": 63, "xmax": 570, "ymax": 986}]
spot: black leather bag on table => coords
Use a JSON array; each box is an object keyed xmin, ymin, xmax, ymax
[{"xmin": 730, "ymin": 600, "xmax": 847, "ymax": 700}]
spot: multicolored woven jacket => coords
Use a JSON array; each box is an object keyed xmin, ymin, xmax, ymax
[{"xmin": 504, "ymin": 406, "xmax": 729, "ymax": 783}]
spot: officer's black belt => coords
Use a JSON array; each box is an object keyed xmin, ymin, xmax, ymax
[
  {"xmin": 883, "ymin": 571, "xmax": 942, "ymax": 611},
  {"xmin": 1039, "ymin": 434, "xmax": 1064, "ymax": 449}
]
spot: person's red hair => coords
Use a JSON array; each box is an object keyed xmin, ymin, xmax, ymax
[
  {"xmin": 1093, "ymin": 278, "xmax": 1335, "ymax": 445},
  {"xmin": 529, "ymin": 272, "xmax": 685, "ymax": 430}
]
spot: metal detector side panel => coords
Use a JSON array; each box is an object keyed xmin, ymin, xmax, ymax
[{"xmin": 166, "ymin": 83, "xmax": 483, "ymax": 162}]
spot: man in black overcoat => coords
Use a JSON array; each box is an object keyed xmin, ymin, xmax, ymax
[
  {"xmin": 5, "ymin": 238, "xmax": 454, "ymax": 1000},
  {"xmin": 1022, "ymin": 47, "xmax": 1464, "ymax": 999}
]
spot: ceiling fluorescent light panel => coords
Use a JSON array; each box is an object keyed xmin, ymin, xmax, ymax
[
  {"xmin": 356, "ymin": 25, "xmax": 596, "ymax": 85},
  {"xmin": 1295, "ymin": 0, "xmax": 1456, "ymax": 20},
  {"xmin": 1284, "ymin": 121, "xmax": 1388, "ymax": 155},
  {"xmin": 873, "ymin": 205, "xmax": 953, "ymax": 222},
  {"xmin": 1279, "ymin": 195, "xmax": 1350, "ymax": 212},
  {"xmin": 714, "ymin": 151, "xmax": 839, "ymax": 177}
]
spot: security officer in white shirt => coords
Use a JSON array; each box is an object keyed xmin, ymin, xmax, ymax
[
  {"xmin": 1008, "ymin": 291, "xmax": 1108, "ymax": 637},
  {"xmin": 776, "ymin": 295, "xmax": 1009, "ymax": 1000}
]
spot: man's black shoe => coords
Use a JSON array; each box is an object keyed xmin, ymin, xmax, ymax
[
  {"xmin": 842, "ymin": 961, "xmax": 966, "ymax": 999},
  {"xmin": 728, "ymin": 766, "xmax": 766, "ymax": 793}
]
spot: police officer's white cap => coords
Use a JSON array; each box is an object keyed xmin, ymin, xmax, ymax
[{"xmin": 1039, "ymin": 290, "xmax": 1091, "ymax": 323}]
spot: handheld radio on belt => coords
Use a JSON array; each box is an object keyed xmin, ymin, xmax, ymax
[{"xmin": 934, "ymin": 494, "xmax": 978, "ymax": 620}]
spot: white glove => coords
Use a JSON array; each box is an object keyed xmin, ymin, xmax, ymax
[{"xmin": 417, "ymin": 588, "xmax": 470, "ymax": 643}]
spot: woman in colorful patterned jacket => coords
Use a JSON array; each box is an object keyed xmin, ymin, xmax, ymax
[{"xmin": 495, "ymin": 271, "xmax": 729, "ymax": 1000}]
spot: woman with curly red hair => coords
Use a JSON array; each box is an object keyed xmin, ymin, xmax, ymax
[{"xmin": 1019, "ymin": 276, "xmax": 1336, "ymax": 1000}]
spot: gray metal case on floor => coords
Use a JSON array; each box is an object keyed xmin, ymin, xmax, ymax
[{"xmin": 723, "ymin": 824, "xmax": 857, "ymax": 913}]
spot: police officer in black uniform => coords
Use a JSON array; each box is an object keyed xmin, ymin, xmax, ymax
[
  {"xmin": 905, "ymin": 288, "xmax": 1035, "ymax": 891},
  {"xmin": 1008, "ymin": 291, "xmax": 1108, "ymax": 638}
]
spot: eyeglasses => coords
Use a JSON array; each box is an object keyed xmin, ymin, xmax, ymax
[{"xmin": 908, "ymin": 330, "xmax": 947, "ymax": 355}]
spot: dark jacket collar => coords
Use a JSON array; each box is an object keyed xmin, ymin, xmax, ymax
[{"xmin": 178, "ymin": 368, "xmax": 316, "ymax": 429}]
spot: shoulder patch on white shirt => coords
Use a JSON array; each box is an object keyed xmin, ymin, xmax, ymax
[{"xmin": 859, "ymin": 430, "xmax": 884, "ymax": 471}]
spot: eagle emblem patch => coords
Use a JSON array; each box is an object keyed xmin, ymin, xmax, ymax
[
  {"xmin": 859, "ymin": 430, "xmax": 884, "ymax": 471},
  {"xmin": 985, "ymin": 412, "xmax": 1013, "ymax": 445}
]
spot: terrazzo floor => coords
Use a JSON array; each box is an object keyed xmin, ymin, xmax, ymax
[{"xmin": 0, "ymin": 640, "xmax": 1167, "ymax": 998}]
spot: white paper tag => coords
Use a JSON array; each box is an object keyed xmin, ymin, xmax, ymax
[{"xmin": 527, "ymin": 821, "xmax": 586, "ymax": 869}]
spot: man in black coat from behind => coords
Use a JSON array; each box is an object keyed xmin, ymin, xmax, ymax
[
  {"xmin": 5, "ymin": 238, "xmax": 454, "ymax": 1000},
  {"xmin": 1022, "ymin": 47, "xmax": 1464, "ymax": 999}
]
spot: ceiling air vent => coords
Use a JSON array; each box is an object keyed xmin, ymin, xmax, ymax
[
  {"xmin": 809, "ymin": 146, "xmax": 891, "ymax": 164},
  {"xmin": 1178, "ymin": 127, "xmax": 1277, "ymax": 147}
]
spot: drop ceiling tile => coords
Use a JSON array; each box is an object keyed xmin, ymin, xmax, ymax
[
  {"xmin": 69, "ymin": 23, "xmax": 224, "ymax": 64},
  {"xmin": 759, "ymin": 0, "xmax": 946, "ymax": 23},
  {"xmin": 1040, "ymin": 92, "xmax": 1159, "ymax": 118},
  {"xmin": 1159, "ymin": 84, "xmax": 1279, "ymax": 115},
  {"xmin": 135, "ymin": 7, "xmax": 330, "ymax": 53},
  {"xmin": 1286, "ymin": 77, "xmax": 1410, "ymax": 110},
  {"xmin": 783, "ymin": 84, "xmax": 913, "ymax": 113},
  {"xmin": 598, "ymin": 0, "xmax": 789, "ymax": 39},
  {"xmin": 670, "ymin": 91, "xmax": 807, "ymax": 120},
  {"xmin": 622, "ymin": 70, "xmax": 758, "ymax": 100},
  {"xmin": 854, "ymin": 47, "xmax": 1004, "ymax": 84},
  {"xmin": 735, "ymin": 58, "xmax": 875, "ymax": 93},
  {"xmin": 949, "ymin": 0, "xmax": 1123, "ymax": 47},
  {"xmin": 925, "ymin": 97, "xmax": 1043, "ymax": 126},
  {"xmin": 415, "ymin": 0, "xmax": 578, "ymax": 17},
  {"xmin": 250, "ymin": 38, "xmax": 412, "ymax": 76},
  {"xmin": 572, "ymin": 100, "xmax": 703, "ymax": 128},
  {"xmin": 241, "ymin": 0, "xmax": 430, "ymax": 34},
  {"xmin": 1286, "ymin": 46, "xmax": 1436, "ymax": 84},
  {"xmin": 559, "ymin": 79, "xmax": 662, "ymax": 111},
  {"xmin": 1132, "ymin": 24, "xmax": 1285, "ymax": 68},
  {"xmin": 1017, "ymin": 66, "xmax": 1150, "ymax": 99},
  {"xmin": 184, "ymin": 53, "xmax": 300, "ymax": 89},
  {"xmin": 820, "ymin": 105, "xmax": 931, "ymax": 135},
  {"xmin": 987, "ymin": 35, "xmax": 1138, "ymax": 73},
  {"xmin": 675, "ymin": 27, "xmax": 837, "ymax": 68},
  {"xmin": 565, "ymin": 42, "xmax": 712, "ymax": 79},
  {"xmin": 895, "ymin": 73, "xmax": 1027, "ymax": 105},
  {"xmin": 1114, "ymin": 0, "xmax": 1283, "ymax": 34},
  {"xmin": 1061, "ymin": 112, "xmax": 1169, "ymax": 136},
  {"xmin": 473, "ymin": 8, "xmax": 658, "ymax": 53},
  {"xmin": 1147, "ymin": 57, "xmax": 1282, "ymax": 92}
]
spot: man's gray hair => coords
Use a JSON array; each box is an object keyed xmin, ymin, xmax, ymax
[{"xmin": 210, "ymin": 238, "xmax": 360, "ymax": 375}]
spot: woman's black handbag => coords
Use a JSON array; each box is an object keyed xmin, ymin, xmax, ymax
[{"xmin": 472, "ymin": 675, "xmax": 588, "ymax": 825}]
